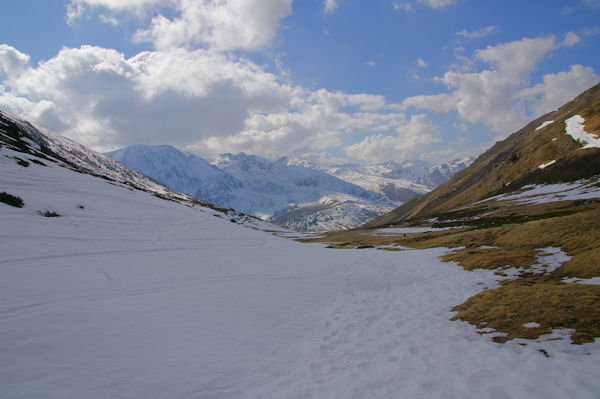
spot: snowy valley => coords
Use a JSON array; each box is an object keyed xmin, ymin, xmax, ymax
[{"xmin": 1, "ymin": 110, "xmax": 600, "ymax": 398}]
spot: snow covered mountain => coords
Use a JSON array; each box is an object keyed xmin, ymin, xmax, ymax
[
  {"xmin": 281, "ymin": 156, "xmax": 474, "ymax": 202},
  {"xmin": 106, "ymin": 145, "xmax": 239, "ymax": 196},
  {"xmin": 105, "ymin": 146, "xmax": 471, "ymax": 231},
  {"xmin": 0, "ymin": 110, "xmax": 262, "ymax": 228},
  {"xmin": 2, "ymin": 108, "xmax": 599, "ymax": 398},
  {"xmin": 108, "ymin": 147, "xmax": 395, "ymax": 231}
]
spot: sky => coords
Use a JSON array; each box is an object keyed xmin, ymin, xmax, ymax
[{"xmin": 0, "ymin": 0, "xmax": 599, "ymax": 165}]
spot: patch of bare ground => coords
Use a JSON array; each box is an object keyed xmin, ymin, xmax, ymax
[{"xmin": 300, "ymin": 204, "xmax": 600, "ymax": 344}]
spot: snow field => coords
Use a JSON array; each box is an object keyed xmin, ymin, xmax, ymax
[
  {"xmin": 565, "ymin": 115, "xmax": 600, "ymax": 149},
  {"xmin": 535, "ymin": 120, "xmax": 554, "ymax": 131},
  {"xmin": 479, "ymin": 179, "xmax": 600, "ymax": 206},
  {"xmin": 1, "ymin": 151, "xmax": 600, "ymax": 398}
]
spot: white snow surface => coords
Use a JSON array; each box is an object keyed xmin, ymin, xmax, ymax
[
  {"xmin": 565, "ymin": 115, "xmax": 600, "ymax": 149},
  {"xmin": 538, "ymin": 160, "xmax": 556, "ymax": 169},
  {"xmin": 523, "ymin": 322, "xmax": 542, "ymax": 328},
  {"xmin": 478, "ymin": 178, "xmax": 600, "ymax": 206},
  {"xmin": 376, "ymin": 226, "xmax": 455, "ymax": 234},
  {"xmin": 528, "ymin": 247, "xmax": 572, "ymax": 275},
  {"xmin": 562, "ymin": 277, "xmax": 600, "ymax": 285},
  {"xmin": 2, "ymin": 148, "xmax": 600, "ymax": 398},
  {"xmin": 535, "ymin": 120, "xmax": 554, "ymax": 131}
]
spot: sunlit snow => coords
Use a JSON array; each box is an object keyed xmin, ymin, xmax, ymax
[
  {"xmin": 535, "ymin": 120, "xmax": 554, "ymax": 131},
  {"xmin": 1, "ymin": 137, "xmax": 600, "ymax": 398},
  {"xmin": 565, "ymin": 115, "xmax": 600, "ymax": 149},
  {"xmin": 538, "ymin": 160, "xmax": 556, "ymax": 169},
  {"xmin": 523, "ymin": 322, "xmax": 542, "ymax": 328},
  {"xmin": 479, "ymin": 179, "xmax": 600, "ymax": 205},
  {"xmin": 562, "ymin": 277, "xmax": 600, "ymax": 285}
]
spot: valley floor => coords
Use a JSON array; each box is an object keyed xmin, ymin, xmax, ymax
[{"xmin": 1, "ymin": 155, "xmax": 600, "ymax": 398}]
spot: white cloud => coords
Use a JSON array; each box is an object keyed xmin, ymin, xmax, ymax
[
  {"xmin": 402, "ymin": 93, "xmax": 454, "ymax": 112},
  {"xmin": 392, "ymin": 2, "xmax": 413, "ymax": 12},
  {"xmin": 0, "ymin": 44, "xmax": 418, "ymax": 161},
  {"xmin": 417, "ymin": 0, "xmax": 456, "ymax": 8},
  {"xmin": 519, "ymin": 65, "xmax": 600, "ymax": 116},
  {"xmin": 456, "ymin": 26, "xmax": 496, "ymax": 40},
  {"xmin": 0, "ymin": 44, "xmax": 31, "ymax": 78},
  {"xmin": 66, "ymin": 0, "xmax": 169, "ymax": 24},
  {"xmin": 68, "ymin": 0, "xmax": 293, "ymax": 51},
  {"xmin": 417, "ymin": 58, "xmax": 428, "ymax": 68},
  {"xmin": 393, "ymin": 0, "xmax": 455, "ymax": 11},
  {"xmin": 345, "ymin": 114, "xmax": 441, "ymax": 162},
  {"xmin": 324, "ymin": 0, "xmax": 339, "ymax": 14},
  {"xmin": 402, "ymin": 35, "xmax": 598, "ymax": 135},
  {"xmin": 367, "ymin": 61, "xmax": 376, "ymax": 67},
  {"xmin": 561, "ymin": 31, "xmax": 582, "ymax": 47}
]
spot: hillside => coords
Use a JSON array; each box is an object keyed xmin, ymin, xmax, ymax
[
  {"xmin": 363, "ymin": 83, "xmax": 600, "ymax": 228},
  {"xmin": 304, "ymin": 84, "xmax": 600, "ymax": 347},
  {"xmin": 4, "ymin": 110, "xmax": 599, "ymax": 397}
]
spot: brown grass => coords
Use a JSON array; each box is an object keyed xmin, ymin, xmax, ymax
[{"xmin": 452, "ymin": 281, "xmax": 600, "ymax": 344}]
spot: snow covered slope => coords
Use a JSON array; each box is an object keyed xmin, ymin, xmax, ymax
[
  {"xmin": 108, "ymin": 146, "xmax": 394, "ymax": 231},
  {"xmin": 270, "ymin": 193, "xmax": 392, "ymax": 231},
  {"xmin": 0, "ymin": 110, "xmax": 262, "ymax": 228},
  {"xmin": 215, "ymin": 153, "xmax": 392, "ymax": 222},
  {"xmin": 1, "ymin": 111, "xmax": 599, "ymax": 398},
  {"xmin": 105, "ymin": 145, "xmax": 471, "ymax": 231},
  {"xmin": 282, "ymin": 156, "xmax": 474, "ymax": 201},
  {"xmin": 106, "ymin": 144, "xmax": 242, "ymax": 197}
]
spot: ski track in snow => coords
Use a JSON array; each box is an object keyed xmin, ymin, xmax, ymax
[{"xmin": 1, "ymin": 147, "xmax": 600, "ymax": 398}]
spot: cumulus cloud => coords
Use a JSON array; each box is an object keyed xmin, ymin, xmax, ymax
[
  {"xmin": 0, "ymin": 44, "xmax": 31, "ymax": 78},
  {"xmin": 66, "ymin": 0, "xmax": 169, "ymax": 24},
  {"xmin": 68, "ymin": 0, "xmax": 293, "ymax": 51},
  {"xmin": 0, "ymin": 44, "xmax": 416, "ymax": 161},
  {"xmin": 402, "ymin": 35, "xmax": 598, "ymax": 135},
  {"xmin": 345, "ymin": 114, "xmax": 441, "ymax": 162},
  {"xmin": 519, "ymin": 65, "xmax": 600, "ymax": 116}
]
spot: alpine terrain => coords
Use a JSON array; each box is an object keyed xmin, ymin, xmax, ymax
[
  {"xmin": 2, "ymin": 105, "xmax": 600, "ymax": 398},
  {"xmin": 106, "ymin": 146, "xmax": 471, "ymax": 231},
  {"xmin": 306, "ymin": 83, "xmax": 600, "ymax": 347}
]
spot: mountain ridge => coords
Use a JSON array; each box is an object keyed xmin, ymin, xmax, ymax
[
  {"xmin": 363, "ymin": 82, "xmax": 600, "ymax": 229},
  {"xmin": 106, "ymin": 145, "xmax": 472, "ymax": 230}
]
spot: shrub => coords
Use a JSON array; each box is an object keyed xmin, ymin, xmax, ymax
[
  {"xmin": 38, "ymin": 210, "xmax": 61, "ymax": 217},
  {"xmin": 0, "ymin": 192, "xmax": 24, "ymax": 208},
  {"xmin": 15, "ymin": 158, "xmax": 30, "ymax": 167}
]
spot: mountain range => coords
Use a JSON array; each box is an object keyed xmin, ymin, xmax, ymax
[{"xmin": 106, "ymin": 146, "xmax": 472, "ymax": 231}]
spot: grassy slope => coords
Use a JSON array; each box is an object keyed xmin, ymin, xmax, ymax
[{"xmin": 363, "ymin": 83, "xmax": 600, "ymax": 229}]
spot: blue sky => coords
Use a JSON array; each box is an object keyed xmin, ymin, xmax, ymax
[{"xmin": 0, "ymin": 0, "xmax": 599, "ymax": 164}]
